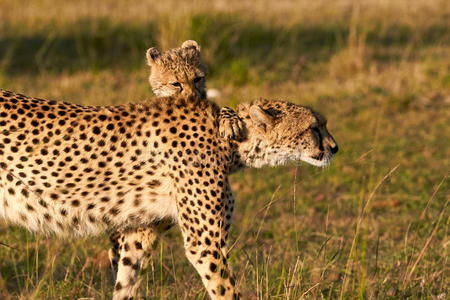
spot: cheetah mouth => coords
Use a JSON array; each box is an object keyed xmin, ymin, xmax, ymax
[{"xmin": 300, "ymin": 152, "xmax": 334, "ymax": 168}]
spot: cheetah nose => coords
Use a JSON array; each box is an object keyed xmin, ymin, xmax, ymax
[{"xmin": 330, "ymin": 144, "xmax": 339, "ymax": 154}]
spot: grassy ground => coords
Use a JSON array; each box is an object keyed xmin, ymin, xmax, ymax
[{"xmin": 0, "ymin": 0, "xmax": 449, "ymax": 299}]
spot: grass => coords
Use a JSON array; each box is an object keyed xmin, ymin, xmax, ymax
[{"xmin": 0, "ymin": 0, "xmax": 449, "ymax": 299}]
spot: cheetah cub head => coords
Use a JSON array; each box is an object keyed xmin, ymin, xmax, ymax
[
  {"xmin": 146, "ymin": 40, "xmax": 208, "ymax": 99},
  {"xmin": 236, "ymin": 99, "xmax": 338, "ymax": 168}
]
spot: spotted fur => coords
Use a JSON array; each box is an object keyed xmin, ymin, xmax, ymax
[
  {"xmin": 107, "ymin": 40, "xmax": 245, "ymax": 286},
  {"xmin": 146, "ymin": 40, "xmax": 244, "ymax": 140},
  {"xmin": 0, "ymin": 89, "xmax": 337, "ymax": 299}
]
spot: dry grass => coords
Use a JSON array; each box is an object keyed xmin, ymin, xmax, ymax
[{"xmin": 0, "ymin": 0, "xmax": 449, "ymax": 299}]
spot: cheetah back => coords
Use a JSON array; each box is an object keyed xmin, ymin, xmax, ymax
[{"xmin": 0, "ymin": 90, "xmax": 228, "ymax": 236}]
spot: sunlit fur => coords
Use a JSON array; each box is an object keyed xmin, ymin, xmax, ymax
[
  {"xmin": 234, "ymin": 99, "xmax": 338, "ymax": 169},
  {"xmin": 146, "ymin": 40, "xmax": 244, "ymax": 141},
  {"xmin": 146, "ymin": 40, "xmax": 207, "ymax": 99},
  {"xmin": 0, "ymin": 90, "xmax": 336, "ymax": 300}
]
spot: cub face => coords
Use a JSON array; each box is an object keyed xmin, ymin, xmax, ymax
[
  {"xmin": 238, "ymin": 99, "xmax": 338, "ymax": 168},
  {"xmin": 146, "ymin": 40, "xmax": 207, "ymax": 99}
]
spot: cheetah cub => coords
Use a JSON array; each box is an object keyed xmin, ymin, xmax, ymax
[
  {"xmin": 108, "ymin": 40, "xmax": 243, "ymax": 284},
  {"xmin": 107, "ymin": 41, "xmax": 246, "ymax": 282},
  {"xmin": 146, "ymin": 40, "xmax": 244, "ymax": 140}
]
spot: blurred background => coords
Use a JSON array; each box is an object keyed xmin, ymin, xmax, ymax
[{"xmin": 0, "ymin": 0, "xmax": 448, "ymax": 299}]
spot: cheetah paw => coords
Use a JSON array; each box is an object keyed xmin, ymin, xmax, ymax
[{"xmin": 219, "ymin": 106, "xmax": 245, "ymax": 140}]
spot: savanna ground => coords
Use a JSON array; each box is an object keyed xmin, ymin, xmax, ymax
[{"xmin": 0, "ymin": 0, "xmax": 449, "ymax": 299}]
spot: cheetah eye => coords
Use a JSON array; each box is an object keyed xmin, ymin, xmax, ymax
[
  {"xmin": 193, "ymin": 76, "xmax": 204, "ymax": 83},
  {"xmin": 171, "ymin": 82, "xmax": 182, "ymax": 88}
]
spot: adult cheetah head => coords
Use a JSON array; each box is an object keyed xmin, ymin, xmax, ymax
[
  {"xmin": 146, "ymin": 40, "xmax": 208, "ymax": 99},
  {"xmin": 236, "ymin": 99, "xmax": 338, "ymax": 168}
]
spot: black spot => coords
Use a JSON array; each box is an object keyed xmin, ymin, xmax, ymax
[
  {"xmin": 219, "ymin": 285, "xmax": 226, "ymax": 296},
  {"xmin": 21, "ymin": 189, "xmax": 29, "ymax": 197},
  {"xmin": 147, "ymin": 180, "xmax": 161, "ymax": 187},
  {"xmin": 230, "ymin": 277, "xmax": 236, "ymax": 286},
  {"xmin": 210, "ymin": 262, "xmax": 217, "ymax": 272},
  {"xmin": 135, "ymin": 241, "xmax": 143, "ymax": 250},
  {"xmin": 109, "ymin": 207, "xmax": 119, "ymax": 216}
]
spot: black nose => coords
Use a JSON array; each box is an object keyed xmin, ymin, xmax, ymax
[{"xmin": 330, "ymin": 144, "xmax": 339, "ymax": 154}]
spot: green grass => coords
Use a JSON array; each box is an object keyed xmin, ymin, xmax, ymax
[{"xmin": 0, "ymin": 0, "xmax": 449, "ymax": 299}]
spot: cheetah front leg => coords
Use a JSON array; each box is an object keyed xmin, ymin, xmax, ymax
[
  {"xmin": 219, "ymin": 107, "xmax": 245, "ymax": 140},
  {"xmin": 109, "ymin": 220, "xmax": 174, "ymax": 282},
  {"xmin": 176, "ymin": 181, "xmax": 240, "ymax": 300},
  {"xmin": 112, "ymin": 227, "xmax": 157, "ymax": 300},
  {"xmin": 108, "ymin": 229, "xmax": 123, "ymax": 282},
  {"xmin": 108, "ymin": 228, "xmax": 156, "ymax": 283}
]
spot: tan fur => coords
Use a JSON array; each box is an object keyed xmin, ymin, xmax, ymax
[
  {"xmin": 145, "ymin": 40, "xmax": 243, "ymax": 139},
  {"xmin": 235, "ymin": 99, "xmax": 338, "ymax": 168},
  {"xmin": 0, "ymin": 90, "xmax": 337, "ymax": 300},
  {"xmin": 146, "ymin": 40, "xmax": 208, "ymax": 99}
]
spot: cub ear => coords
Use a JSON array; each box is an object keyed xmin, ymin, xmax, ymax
[
  {"xmin": 146, "ymin": 47, "xmax": 161, "ymax": 66},
  {"xmin": 249, "ymin": 105, "xmax": 274, "ymax": 132},
  {"xmin": 181, "ymin": 40, "xmax": 201, "ymax": 52}
]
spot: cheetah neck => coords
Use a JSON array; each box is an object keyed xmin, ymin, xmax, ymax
[
  {"xmin": 230, "ymin": 108, "xmax": 291, "ymax": 170},
  {"xmin": 232, "ymin": 134, "xmax": 292, "ymax": 169}
]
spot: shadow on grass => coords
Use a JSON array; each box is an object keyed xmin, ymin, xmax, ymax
[
  {"xmin": 0, "ymin": 14, "xmax": 448, "ymax": 81},
  {"xmin": 0, "ymin": 18, "xmax": 158, "ymax": 75}
]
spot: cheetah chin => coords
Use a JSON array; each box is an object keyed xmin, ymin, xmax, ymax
[{"xmin": 300, "ymin": 153, "xmax": 334, "ymax": 168}]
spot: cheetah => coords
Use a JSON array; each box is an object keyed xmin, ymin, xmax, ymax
[
  {"xmin": 105, "ymin": 40, "xmax": 246, "ymax": 280},
  {"xmin": 0, "ymin": 89, "xmax": 338, "ymax": 299},
  {"xmin": 146, "ymin": 40, "xmax": 244, "ymax": 140}
]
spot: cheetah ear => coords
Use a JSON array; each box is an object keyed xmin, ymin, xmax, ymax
[
  {"xmin": 146, "ymin": 47, "xmax": 161, "ymax": 66},
  {"xmin": 181, "ymin": 40, "xmax": 201, "ymax": 52},
  {"xmin": 249, "ymin": 105, "xmax": 274, "ymax": 133}
]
